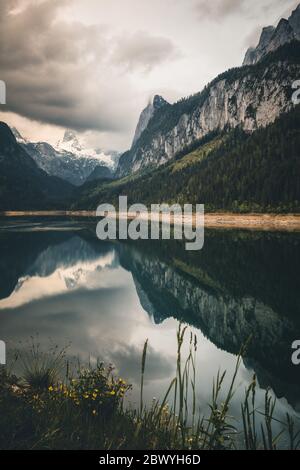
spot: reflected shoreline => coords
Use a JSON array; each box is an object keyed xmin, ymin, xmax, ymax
[{"xmin": 1, "ymin": 211, "xmax": 300, "ymax": 232}]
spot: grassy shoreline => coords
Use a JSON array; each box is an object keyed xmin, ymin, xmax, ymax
[
  {"xmin": 1, "ymin": 327, "xmax": 299, "ymax": 450},
  {"xmin": 1, "ymin": 211, "xmax": 300, "ymax": 232}
]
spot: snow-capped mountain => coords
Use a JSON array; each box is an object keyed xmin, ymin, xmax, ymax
[
  {"xmin": 12, "ymin": 128, "xmax": 120, "ymax": 186},
  {"xmin": 55, "ymin": 130, "xmax": 119, "ymax": 168},
  {"xmin": 11, "ymin": 127, "xmax": 28, "ymax": 145}
]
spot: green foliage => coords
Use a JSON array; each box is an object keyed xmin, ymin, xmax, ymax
[
  {"xmin": 116, "ymin": 40, "xmax": 300, "ymax": 176},
  {"xmin": 75, "ymin": 105, "xmax": 300, "ymax": 212},
  {"xmin": 0, "ymin": 328, "xmax": 299, "ymax": 450}
]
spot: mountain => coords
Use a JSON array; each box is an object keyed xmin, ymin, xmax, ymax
[
  {"xmin": 116, "ymin": 40, "xmax": 300, "ymax": 177},
  {"xmin": 74, "ymin": 104, "xmax": 300, "ymax": 212},
  {"xmin": 243, "ymin": 4, "xmax": 300, "ymax": 65},
  {"xmin": 0, "ymin": 122, "xmax": 74, "ymax": 210},
  {"xmin": 56, "ymin": 129, "xmax": 120, "ymax": 169},
  {"xmin": 14, "ymin": 129, "xmax": 120, "ymax": 186},
  {"xmin": 131, "ymin": 95, "xmax": 169, "ymax": 147}
]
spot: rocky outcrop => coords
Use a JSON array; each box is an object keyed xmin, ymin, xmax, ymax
[
  {"xmin": 131, "ymin": 95, "xmax": 168, "ymax": 147},
  {"xmin": 115, "ymin": 6, "xmax": 300, "ymax": 178},
  {"xmin": 116, "ymin": 47, "xmax": 300, "ymax": 176},
  {"xmin": 243, "ymin": 4, "xmax": 300, "ymax": 65},
  {"xmin": 13, "ymin": 128, "xmax": 119, "ymax": 186}
]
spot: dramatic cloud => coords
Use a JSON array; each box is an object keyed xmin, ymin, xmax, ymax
[
  {"xmin": 0, "ymin": 0, "xmax": 298, "ymax": 150},
  {"xmin": 0, "ymin": 0, "xmax": 180, "ymax": 137}
]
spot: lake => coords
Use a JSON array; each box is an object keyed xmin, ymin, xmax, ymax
[{"xmin": 0, "ymin": 217, "xmax": 299, "ymax": 441}]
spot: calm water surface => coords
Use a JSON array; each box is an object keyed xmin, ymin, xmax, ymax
[{"xmin": 0, "ymin": 217, "xmax": 299, "ymax": 439}]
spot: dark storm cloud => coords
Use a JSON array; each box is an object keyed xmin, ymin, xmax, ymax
[{"xmin": 0, "ymin": 0, "xmax": 180, "ymax": 132}]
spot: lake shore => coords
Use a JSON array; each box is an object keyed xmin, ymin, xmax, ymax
[{"xmin": 1, "ymin": 210, "xmax": 300, "ymax": 231}]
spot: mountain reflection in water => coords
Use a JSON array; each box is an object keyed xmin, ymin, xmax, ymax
[{"xmin": 0, "ymin": 219, "xmax": 299, "ymax": 424}]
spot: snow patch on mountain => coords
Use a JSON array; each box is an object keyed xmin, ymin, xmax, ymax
[
  {"xmin": 12, "ymin": 128, "xmax": 120, "ymax": 186},
  {"xmin": 56, "ymin": 130, "xmax": 117, "ymax": 168}
]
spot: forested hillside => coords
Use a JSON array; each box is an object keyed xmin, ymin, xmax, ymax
[{"xmin": 75, "ymin": 105, "xmax": 300, "ymax": 213}]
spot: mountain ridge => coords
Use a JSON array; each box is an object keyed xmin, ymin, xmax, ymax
[
  {"xmin": 116, "ymin": 40, "xmax": 300, "ymax": 177},
  {"xmin": 243, "ymin": 4, "xmax": 300, "ymax": 65},
  {"xmin": 12, "ymin": 128, "xmax": 119, "ymax": 186},
  {"xmin": 75, "ymin": 104, "xmax": 300, "ymax": 213},
  {"xmin": 0, "ymin": 122, "xmax": 74, "ymax": 210}
]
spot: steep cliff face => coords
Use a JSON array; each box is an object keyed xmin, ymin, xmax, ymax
[
  {"xmin": 243, "ymin": 4, "xmax": 300, "ymax": 65},
  {"xmin": 116, "ymin": 42, "xmax": 300, "ymax": 177},
  {"xmin": 131, "ymin": 95, "xmax": 168, "ymax": 147}
]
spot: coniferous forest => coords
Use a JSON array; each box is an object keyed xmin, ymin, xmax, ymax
[{"xmin": 75, "ymin": 105, "xmax": 300, "ymax": 213}]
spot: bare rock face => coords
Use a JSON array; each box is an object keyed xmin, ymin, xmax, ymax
[
  {"xmin": 116, "ymin": 55, "xmax": 299, "ymax": 176},
  {"xmin": 12, "ymin": 128, "xmax": 119, "ymax": 186},
  {"xmin": 131, "ymin": 95, "xmax": 168, "ymax": 146},
  {"xmin": 243, "ymin": 4, "xmax": 300, "ymax": 65},
  {"xmin": 115, "ymin": 6, "xmax": 300, "ymax": 178}
]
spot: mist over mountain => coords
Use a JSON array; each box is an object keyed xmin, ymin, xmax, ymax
[{"xmin": 243, "ymin": 4, "xmax": 300, "ymax": 65}]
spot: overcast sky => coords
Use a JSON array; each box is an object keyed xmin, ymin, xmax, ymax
[{"xmin": 0, "ymin": 0, "xmax": 299, "ymax": 151}]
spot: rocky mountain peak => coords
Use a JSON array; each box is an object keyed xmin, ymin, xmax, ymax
[
  {"xmin": 116, "ymin": 38, "xmax": 299, "ymax": 178},
  {"xmin": 153, "ymin": 94, "xmax": 168, "ymax": 109},
  {"xmin": 131, "ymin": 94, "xmax": 169, "ymax": 147},
  {"xmin": 11, "ymin": 127, "xmax": 28, "ymax": 145},
  {"xmin": 243, "ymin": 3, "xmax": 300, "ymax": 65},
  {"xmin": 0, "ymin": 121, "xmax": 18, "ymax": 148},
  {"xmin": 289, "ymin": 3, "xmax": 300, "ymax": 37},
  {"xmin": 62, "ymin": 129, "xmax": 78, "ymax": 143},
  {"xmin": 58, "ymin": 129, "xmax": 82, "ymax": 153},
  {"xmin": 260, "ymin": 26, "xmax": 276, "ymax": 48}
]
